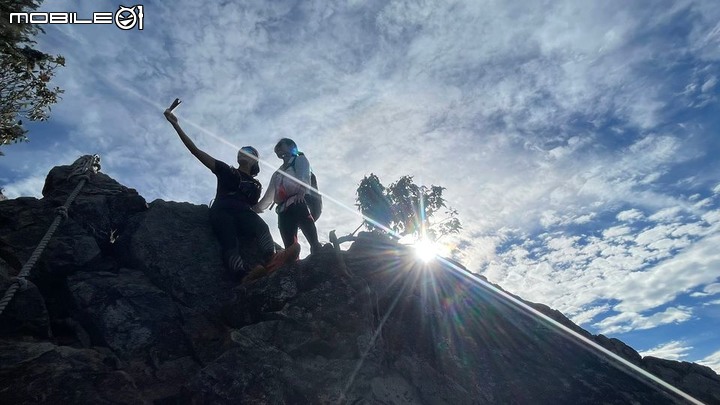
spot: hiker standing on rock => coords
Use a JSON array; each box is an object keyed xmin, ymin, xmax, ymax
[
  {"xmin": 164, "ymin": 102, "xmax": 299, "ymax": 281},
  {"xmin": 254, "ymin": 138, "xmax": 322, "ymax": 255}
]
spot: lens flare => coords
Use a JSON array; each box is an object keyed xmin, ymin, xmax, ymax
[{"xmin": 415, "ymin": 238, "xmax": 438, "ymax": 262}]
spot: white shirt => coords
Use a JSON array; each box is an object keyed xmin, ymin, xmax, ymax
[{"xmin": 255, "ymin": 154, "xmax": 311, "ymax": 213}]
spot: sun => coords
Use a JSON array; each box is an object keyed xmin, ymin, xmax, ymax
[
  {"xmin": 414, "ymin": 238, "xmax": 439, "ymax": 262},
  {"xmin": 398, "ymin": 234, "xmax": 446, "ymax": 263}
]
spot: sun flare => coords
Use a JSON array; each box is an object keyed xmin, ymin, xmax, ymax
[{"xmin": 414, "ymin": 238, "xmax": 438, "ymax": 262}]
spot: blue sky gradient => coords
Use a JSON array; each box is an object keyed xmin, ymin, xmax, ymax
[{"xmin": 1, "ymin": 0, "xmax": 719, "ymax": 373}]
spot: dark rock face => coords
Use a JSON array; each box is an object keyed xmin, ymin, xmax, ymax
[
  {"xmin": 0, "ymin": 274, "xmax": 49, "ymax": 338},
  {"xmin": 1, "ymin": 157, "xmax": 719, "ymax": 404},
  {"xmin": 0, "ymin": 339, "xmax": 145, "ymax": 404}
]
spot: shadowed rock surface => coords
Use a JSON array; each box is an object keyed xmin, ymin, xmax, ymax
[{"xmin": 1, "ymin": 157, "xmax": 719, "ymax": 404}]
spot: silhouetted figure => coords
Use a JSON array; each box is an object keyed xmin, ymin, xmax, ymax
[
  {"xmin": 255, "ymin": 138, "xmax": 321, "ymax": 255},
  {"xmin": 164, "ymin": 107, "xmax": 299, "ymax": 279}
]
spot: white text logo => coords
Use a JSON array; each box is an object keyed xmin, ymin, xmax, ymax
[{"xmin": 10, "ymin": 5, "xmax": 144, "ymax": 30}]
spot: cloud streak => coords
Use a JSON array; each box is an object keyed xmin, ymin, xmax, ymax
[
  {"xmin": 698, "ymin": 350, "xmax": 720, "ymax": 374},
  {"xmin": 640, "ymin": 340, "xmax": 693, "ymax": 361}
]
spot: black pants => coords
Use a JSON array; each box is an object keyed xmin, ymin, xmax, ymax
[
  {"xmin": 209, "ymin": 207, "xmax": 275, "ymax": 272},
  {"xmin": 278, "ymin": 201, "xmax": 320, "ymax": 253}
]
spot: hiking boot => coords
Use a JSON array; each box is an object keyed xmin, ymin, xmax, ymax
[
  {"xmin": 241, "ymin": 264, "xmax": 269, "ymax": 284},
  {"xmin": 265, "ymin": 242, "xmax": 301, "ymax": 273},
  {"xmin": 286, "ymin": 242, "xmax": 301, "ymax": 261}
]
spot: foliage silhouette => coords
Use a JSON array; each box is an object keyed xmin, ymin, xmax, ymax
[
  {"xmin": 356, "ymin": 173, "xmax": 461, "ymax": 241},
  {"xmin": 1, "ymin": 0, "xmax": 65, "ymax": 155}
]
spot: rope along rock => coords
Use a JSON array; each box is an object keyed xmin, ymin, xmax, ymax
[{"xmin": 0, "ymin": 155, "xmax": 101, "ymax": 317}]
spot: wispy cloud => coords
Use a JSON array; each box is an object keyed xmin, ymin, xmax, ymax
[
  {"xmin": 593, "ymin": 307, "xmax": 693, "ymax": 335},
  {"xmin": 697, "ymin": 350, "xmax": 720, "ymax": 374},
  {"xmin": 690, "ymin": 283, "xmax": 720, "ymax": 298},
  {"xmin": 484, "ymin": 212, "xmax": 720, "ymax": 334},
  {"xmin": 703, "ymin": 299, "xmax": 720, "ymax": 307},
  {"xmin": 640, "ymin": 340, "xmax": 693, "ymax": 361}
]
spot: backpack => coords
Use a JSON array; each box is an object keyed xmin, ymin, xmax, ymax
[
  {"xmin": 210, "ymin": 163, "xmax": 261, "ymax": 209},
  {"xmin": 236, "ymin": 177, "xmax": 261, "ymax": 206},
  {"xmin": 290, "ymin": 153, "xmax": 322, "ymax": 221}
]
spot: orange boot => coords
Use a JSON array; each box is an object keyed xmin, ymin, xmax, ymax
[
  {"xmin": 265, "ymin": 242, "xmax": 301, "ymax": 273},
  {"xmin": 241, "ymin": 264, "xmax": 269, "ymax": 284}
]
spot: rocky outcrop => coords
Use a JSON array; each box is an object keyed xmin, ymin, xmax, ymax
[
  {"xmin": 1, "ymin": 157, "xmax": 719, "ymax": 404},
  {"xmin": 0, "ymin": 339, "xmax": 144, "ymax": 404},
  {"xmin": 644, "ymin": 357, "xmax": 720, "ymax": 404}
]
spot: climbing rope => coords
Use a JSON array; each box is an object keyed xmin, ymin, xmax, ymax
[{"xmin": 0, "ymin": 154, "xmax": 101, "ymax": 317}]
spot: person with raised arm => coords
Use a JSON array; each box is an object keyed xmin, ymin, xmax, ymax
[{"xmin": 164, "ymin": 101, "xmax": 299, "ymax": 281}]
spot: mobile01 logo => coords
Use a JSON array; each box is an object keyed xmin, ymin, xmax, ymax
[{"xmin": 10, "ymin": 5, "xmax": 144, "ymax": 30}]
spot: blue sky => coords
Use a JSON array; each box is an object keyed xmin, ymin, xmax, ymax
[{"xmin": 1, "ymin": 0, "xmax": 719, "ymax": 374}]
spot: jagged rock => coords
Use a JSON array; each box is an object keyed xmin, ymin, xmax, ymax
[
  {"xmin": 186, "ymin": 332, "xmax": 305, "ymax": 403},
  {"xmin": 118, "ymin": 199, "xmax": 240, "ymax": 311},
  {"xmin": 1, "ymin": 158, "xmax": 719, "ymax": 404},
  {"xmin": 0, "ymin": 275, "xmax": 49, "ymax": 338},
  {"xmin": 66, "ymin": 267, "xmax": 207, "ymax": 400},
  {"xmin": 0, "ymin": 339, "xmax": 145, "ymax": 404},
  {"xmin": 643, "ymin": 357, "xmax": 720, "ymax": 404},
  {"xmin": 41, "ymin": 155, "xmax": 138, "ymax": 202},
  {"xmin": 596, "ymin": 334, "xmax": 643, "ymax": 364},
  {"xmin": 68, "ymin": 268, "xmax": 191, "ymax": 357},
  {"xmin": 0, "ymin": 197, "xmax": 58, "ymax": 269},
  {"xmin": 189, "ymin": 247, "xmax": 385, "ymax": 403}
]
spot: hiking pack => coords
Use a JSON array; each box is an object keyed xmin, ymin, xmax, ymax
[
  {"xmin": 236, "ymin": 177, "xmax": 261, "ymax": 206},
  {"xmin": 289, "ymin": 153, "xmax": 322, "ymax": 221}
]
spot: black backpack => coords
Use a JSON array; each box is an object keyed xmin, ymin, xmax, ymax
[
  {"xmin": 290, "ymin": 153, "xmax": 322, "ymax": 221},
  {"xmin": 224, "ymin": 168, "xmax": 261, "ymax": 205}
]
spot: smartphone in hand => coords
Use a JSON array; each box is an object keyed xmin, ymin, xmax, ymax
[{"xmin": 168, "ymin": 98, "xmax": 182, "ymax": 112}]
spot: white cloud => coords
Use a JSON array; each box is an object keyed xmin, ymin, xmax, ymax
[
  {"xmin": 603, "ymin": 225, "xmax": 632, "ymax": 238},
  {"xmin": 617, "ymin": 209, "xmax": 645, "ymax": 222},
  {"xmin": 570, "ymin": 304, "xmax": 612, "ymax": 326},
  {"xmin": 640, "ymin": 340, "xmax": 693, "ymax": 360},
  {"xmin": 648, "ymin": 207, "xmax": 684, "ymax": 223},
  {"xmin": 694, "ymin": 198, "xmax": 714, "ymax": 209},
  {"xmin": 697, "ymin": 350, "xmax": 720, "ymax": 374},
  {"xmin": 611, "ymin": 233, "xmax": 720, "ymax": 313},
  {"xmin": 2, "ymin": 175, "xmax": 46, "ymax": 199},
  {"xmin": 635, "ymin": 224, "xmax": 675, "ymax": 246},
  {"xmin": 701, "ymin": 76, "xmax": 718, "ymax": 93},
  {"xmin": 1, "ymin": 145, "xmax": 86, "ymax": 199},
  {"xmin": 573, "ymin": 213, "xmax": 595, "ymax": 224},
  {"xmin": 593, "ymin": 307, "xmax": 693, "ymax": 335},
  {"xmin": 703, "ymin": 284, "xmax": 720, "ymax": 295},
  {"xmin": 485, "ymin": 213, "xmax": 719, "ymax": 335},
  {"xmin": 692, "ymin": 283, "xmax": 720, "ymax": 298},
  {"xmin": 671, "ymin": 223, "xmax": 709, "ymax": 238}
]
